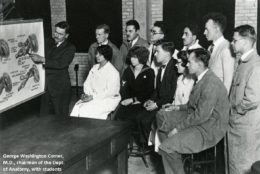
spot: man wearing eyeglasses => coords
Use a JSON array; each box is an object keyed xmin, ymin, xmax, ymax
[
  {"xmin": 147, "ymin": 21, "xmax": 166, "ymax": 77},
  {"xmin": 30, "ymin": 21, "xmax": 76, "ymax": 118},
  {"xmin": 88, "ymin": 24, "xmax": 123, "ymax": 75},
  {"xmin": 120, "ymin": 20, "xmax": 149, "ymax": 74},
  {"xmin": 228, "ymin": 25, "xmax": 260, "ymax": 174},
  {"xmin": 203, "ymin": 12, "xmax": 235, "ymax": 93}
]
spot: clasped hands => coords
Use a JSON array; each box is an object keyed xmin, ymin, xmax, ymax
[
  {"xmin": 143, "ymin": 100, "xmax": 158, "ymax": 111},
  {"xmin": 76, "ymin": 94, "xmax": 93, "ymax": 105},
  {"xmin": 121, "ymin": 98, "xmax": 134, "ymax": 106}
]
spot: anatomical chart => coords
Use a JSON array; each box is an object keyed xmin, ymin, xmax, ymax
[{"xmin": 0, "ymin": 20, "xmax": 45, "ymax": 113}]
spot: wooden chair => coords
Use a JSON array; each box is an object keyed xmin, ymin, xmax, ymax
[{"xmin": 128, "ymin": 129, "xmax": 150, "ymax": 168}]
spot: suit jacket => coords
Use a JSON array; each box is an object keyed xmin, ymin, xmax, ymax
[
  {"xmin": 88, "ymin": 40, "xmax": 123, "ymax": 75},
  {"xmin": 151, "ymin": 58, "xmax": 178, "ymax": 108},
  {"xmin": 44, "ymin": 38, "xmax": 76, "ymax": 95},
  {"xmin": 120, "ymin": 36, "xmax": 149, "ymax": 74},
  {"xmin": 228, "ymin": 50, "xmax": 260, "ymax": 174},
  {"xmin": 158, "ymin": 70, "xmax": 229, "ymax": 154},
  {"xmin": 208, "ymin": 38, "xmax": 235, "ymax": 93}
]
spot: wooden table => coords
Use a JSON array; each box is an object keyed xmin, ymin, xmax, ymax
[{"xmin": 0, "ymin": 115, "xmax": 132, "ymax": 174}]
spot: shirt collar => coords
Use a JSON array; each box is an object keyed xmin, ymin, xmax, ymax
[
  {"xmin": 241, "ymin": 49, "xmax": 254, "ymax": 61},
  {"xmin": 182, "ymin": 40, "xmax": 201, "ymax": 50},
  {"xmin": 213, "ymin": 36, "xmax": 225, "ymax": 50},
  {"xmin": 56, "ymin": 41, "xmax": 63, "ymax": 47},
  {"xmin": 131, "ymin": 36, "xmax": 139, "ymax": 47},
  {"xmin": 196, "ymin": 68, "xmax": 208, "ymax": 83},
  {"xmin": 98, "ymin": 40, "xmax": 109, "ymax": 46}
]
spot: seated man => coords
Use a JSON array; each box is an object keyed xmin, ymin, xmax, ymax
[
  {"xmin": 136, "ymin": 41, "xmax": 178, "ymax": 145},
  {"xmin": 156, "ymin": 48, "xmax": 229, "ymax": 174}
]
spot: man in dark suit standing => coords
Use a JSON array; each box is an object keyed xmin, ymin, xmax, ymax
[
  {"xmin": 30, "ymin": 21, "xmax": 76, "ymax": 118},
  {"xmin": 136, "ymin": 41, "xmax": 178, "ymax": 146}
]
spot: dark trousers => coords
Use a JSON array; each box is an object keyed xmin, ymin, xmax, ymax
[
  {"xmin": 116, "ymin": 104, "xmax": 156, "ymax": 144},
  {"xmin": 40, "ymin": 86, "xmax": 71, "ymax": 118}
]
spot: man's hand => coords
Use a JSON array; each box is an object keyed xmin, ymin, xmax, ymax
[
  {"xmin": 144, "ymin": 100, "xmax": 158, "ymax": 111},
  {"xmin": 80, "ymin": 94, "xmax": 93, "ymax": 103},
  {"xmin": 162, "ymin": 103, "xmax": 172, "ymax": 109},
  {"xmin": 164, "ymin": 105, "xmax": 180, "ymax": 112},
  {"xmin": 121, "ymin": 98, "xmax": 133, "ymax": 106},
  {"xmin": 167, "ymin": 128, "xmax": 178, "ymax": 137},
  {"xmin": 29, "ymin": 54, "xmax": 45, "ymax": 64}
]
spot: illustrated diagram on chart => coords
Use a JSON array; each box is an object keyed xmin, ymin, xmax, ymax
[
  {"xmin": 0, "ymin": 39, "xmax": 10, "ymax": 61},
  {"xmin": 0, "ymin": 73, "xmax": 12, "ymax": 96},
  {"xmin": 16, "ymin": 34, "xmax": 39, "ymax": 58},
  {"xmin": 0, "ymin": 19, "xmax": 45, "ymax": 113},
  {"xmin": 18, "ymin": 64, "xmax": 40, "ymax": 91}
]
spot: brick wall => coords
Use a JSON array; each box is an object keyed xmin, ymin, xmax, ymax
[
  {"xmin": 50, "ymin": 0, "xmax": 66, "ymax": 33},
  {"xmin": 150, "ymin": 0, "xmax": 163, "ymax": 27},
  {"xmin": 122, "ymin": 0, "xmax": 134, "ymax": 40},
  {"xmin": 235, "ymin": 0, "xmax": 258, "ymax": 30},
  {"xmin": 68, "ymin": 53, "xmax": 89, "ymax": 86}
]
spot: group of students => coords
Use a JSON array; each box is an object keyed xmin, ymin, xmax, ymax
[
  {"xmin": 31, "ymin": 12, "xmax": 260, "ymax": 174},
  {"xmin": 68, "ymin": 12, "xmax": 260, "ymax": 174}
]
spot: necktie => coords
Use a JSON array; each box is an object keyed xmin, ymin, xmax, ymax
[
  {"xmin": 156, "ymin": 65, "xmax": 166, "ymax": 89},
  {"xmin": 128, "ymin": 41, "xmax": 132, "ymax": 49},
  {"xmin": 209, "ymin": 43, "xmax": 214, "ymax": 54},
  {"xmin": 150, "ymin": 45, "xmax": 155, "ymax": 65}
]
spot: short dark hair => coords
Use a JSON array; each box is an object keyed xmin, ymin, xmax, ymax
[
  {"xmin": 55, "ymin": 21, "xmax": 70, "ymax": 34},
  {"xmin": 126, "ymin": 46, "xmax": 149, "ymax": 65},
  {"xmin": 188, "ymin": 48, "xmax": 210, "ymax": 67},
  {"xmin": 96, "ymin": 24, "xmax": 110, "ymax": 34},
  {"xmin": 234, "ymin": 24, "xmax": 256, "ymax": 44},
  {"xmin": 177, "ymin": 50, "xmax": 188, "ymax": 67},
  {"xmin": 126, "ymin": 20, "xmax": 140, "ymax": 31},
  {"xmin": 185, "ymin": 22, "xmax": 199, "ymax": 37},
  {"xmin": 203, "ymin": 12, "xmax": 227, "ymax": 33},
  {"xmin": 155, "ymin": 40, "xmax": 175, "ymax": 56},
  {"xmin": 153, "ymin": 21, "xmax": 167, "ymax": 35},
  {"xmin": 96, "ymin": 45, "xmax": 113, "ymax": 61}
]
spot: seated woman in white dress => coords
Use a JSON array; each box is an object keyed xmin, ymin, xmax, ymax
[
  {"xmin": 149, "ymin": 50, "xmax": 195, "ymax": 151},
  {"xmin": 70, "ymin": 45, "xmax": 121, "ymax": 119}
]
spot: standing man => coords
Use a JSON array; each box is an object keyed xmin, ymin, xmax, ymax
[
  {"xmin": 182, "ymin": 22, "xmax": 202, "ymax": 50},
  {"xmin": 88, "ymin": 24, "xmax": 123, "ymax": 75},
  {"xmin": 30, "ymin": 21, "xmax": 76, "ymax": 118},
  {"xmin": 228, "ymin": 25, "xmax": 260, "ymax": 174},
  {"xmin": 204, "ymin": 12, "xmax": 235, "ymax": 93},
  {"xmin": 148, "ymin": 21, "xmax": 166, "ymax": 76},
  {"xmin": 120, "ymin": 19, "xmax": 149, "ymax": 73},
  {"xmin": 156, "ymin": 48, "xmax": 229, "ymax": 174}
]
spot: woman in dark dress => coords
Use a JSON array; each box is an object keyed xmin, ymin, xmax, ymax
[{"xmin": 115, "ymin": 46, "xmax": 155, "ymax": 130}]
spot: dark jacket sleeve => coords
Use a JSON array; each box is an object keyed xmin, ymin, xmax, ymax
[
  {"xmin": 151, "ymin": 59, "xmax": 178, "ymax": 108},
  {"xmin": 45, "ymin": 41, "xmax": 76, "ymax": 70}
]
